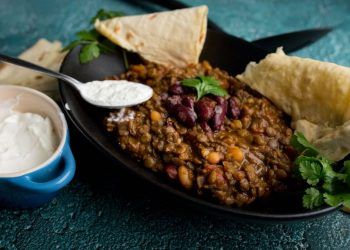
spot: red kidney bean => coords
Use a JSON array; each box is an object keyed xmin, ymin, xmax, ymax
[
  {"xmin": 228, "ymin": 96, "xmax": 241, "ymax": 119},
  {"xmin": 165, "ymin": 95, "xmax": 182, "ymax": 111},
  {"xmin": 215, "ymin": 96, "xmax": 225, "ymax": 105},
  {"xmin": 174, "ymin": 104, "xmax": 197, "ymax": 127},
  {"xmin": 285, "ymin": 146, "xmax": 298, "ymax": 160},
  {"xmin": 164, "ymin": 164, "xmax": 178, "ymax": 179},
  {"xmin": 210, "ymin": 97, "xmax": 228, "ymax": 130},
  {"xmin": 215, "ymin": 169, "xmax": 225, "ymax": 184},
  {"xmin": 195, "ymin": 97, "xmax": 216, "ymax": 121},
  {"xmin": 204, "ymin": 165, "xmax": 218, "ymax": 172},
  {"xmin": 168, "ymin": 83, "xmax": 184, "ymax": 95},
  {"xmin": 160, "ymin": 92, "xmax": 169, "ymax": 101},
  {"xmin": 182, "ymin": 96, "xmax": 196, "ymax": 109},
  {"xmin": 200, "ymin": 121, "xmax": 211, "ymax": 132}
]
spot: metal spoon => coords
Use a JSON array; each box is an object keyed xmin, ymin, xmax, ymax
[{"xmin": 0, "ymin": 53, "xmax": 153, "ymax": 109}]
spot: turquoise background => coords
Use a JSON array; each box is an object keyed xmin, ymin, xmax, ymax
[{"xmin": 1, "ymin": 0, "xmax": 350, "ymax": 249}]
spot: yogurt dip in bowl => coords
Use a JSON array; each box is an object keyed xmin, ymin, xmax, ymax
[{"xmin": 0, "ymin": 85, "xmax": 75, "ymax": 208}]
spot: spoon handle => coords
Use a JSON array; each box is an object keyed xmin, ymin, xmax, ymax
[{"xmin": 0, "ymin": 53, "xmax": 82, "ymax": 88}]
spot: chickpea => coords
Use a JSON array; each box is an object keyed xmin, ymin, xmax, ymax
[
  {"xmin": 208, "ymin": 171, "xmax": 217, "ymax": 184},
  {"xmin": 131, "ymin": 64, "xmax": 146, "ymax": 73},
  {"xmin": 207, "ymin": 152, "xmax": 221, "ymax": 164},
  {"xmin": 178, "ymin": 166, "xmax": 193, "ymax": 189},
  {"xmin": 150, "ymin": 110, "xmax": 162, "ymax": 122},
  {"xmin": 144, "ymin": 157, "xmax": 156, "ymax": 168},
  {"xmin": 201, "ymin": 148, "xmax": 210, "ymax": 158},
  {"xmin": 231, "ymin": 120, "xmax": 243, "ymax": 130},
  {"xmin": 227, "ymin": 146, "xmax": 244, "ymax": 162}
]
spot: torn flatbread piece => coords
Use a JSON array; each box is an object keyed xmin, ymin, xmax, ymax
[
  {"xmin": 95, "ymin": 6, "xmax": 208, "ymax": 68},
  {"xmin": 237, "ymin": 48, "xmax": 350, "ymax": 161},
  {"xmin": 237, "ymin": 48, "xmax": 350, "ymax": 127},
  {"xmin": 0, "ymin": 39, "xmax": 66, "ymax": 100},
  {"xmin": 294, "ymin": 119, "xmax": 350, "ymax": 161}
]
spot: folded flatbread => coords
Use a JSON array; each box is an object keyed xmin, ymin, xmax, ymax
[
  {"xmin": 0, "ymin": 39, "xmax": 66, "ymax": 100},
  {"xmin": 237, "ymin": 48, "xmax": 350, "ymax": 161},
  {"xmin": 95, "ymin": 6, "xmax": 208, "ymax": 68}
]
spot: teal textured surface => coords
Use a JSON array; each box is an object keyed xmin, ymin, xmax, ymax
[{"xmin": 1, "ymin": 0, "xmax": 350, "ymax": 249}]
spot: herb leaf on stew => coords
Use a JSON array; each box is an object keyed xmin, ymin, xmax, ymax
[{"xmin": 181, "ymin": 76, "xmax": 228, "ymax": 100}]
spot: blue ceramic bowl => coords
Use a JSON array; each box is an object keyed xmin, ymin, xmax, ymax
[{"xmin": 0, "ymin": 85, "xmax": 76, "ymax": 208}]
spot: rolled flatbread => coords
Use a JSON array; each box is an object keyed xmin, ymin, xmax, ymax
[{"xmin": 95, "ymin": 6, "xmax": 208, "ymax": 68}]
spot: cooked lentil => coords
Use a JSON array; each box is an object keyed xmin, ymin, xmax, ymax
[{"xmin": 105, "ymin": 61, "xmax": 295, "ymax": 207}]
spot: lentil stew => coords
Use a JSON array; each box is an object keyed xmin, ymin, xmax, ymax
[{"xmin": 105, "ymin": 61, "xmax": 295, "ymax": 207}]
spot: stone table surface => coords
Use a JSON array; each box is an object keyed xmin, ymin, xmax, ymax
[{"xmin": 1, "ymin": 0, "xmax": 350, "ymax": 249}]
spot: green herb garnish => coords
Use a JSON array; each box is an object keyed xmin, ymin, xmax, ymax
[
  {"xmin": 90, "ymin": 9, "xmax": 124, "ymax": 24},
  {"xmin": 62, "ymin": 9, "xmax": 124, "ymax": 64},
  {"xmin": 292, "ymin": 132, "xmax": 350, "ymax": 210},
  {"xmin": 181, "ymin": 76, "xmax": 228, "ymax": 100},
  {"xmin": 303, "ymin": 187, "xmax": 324, "ymax": 209}
]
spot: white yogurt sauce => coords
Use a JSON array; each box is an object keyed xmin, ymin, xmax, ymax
[
  {"xmin": 0, "ymin": 100, "xmax": 59, "ymax": 174},
  {"xmin": 106, "ymin": 108, "xmax": 135, "ymax": 123},
  {"xmin": 79, "ymin": 80, "xmax": 153, "ymax": 107}
]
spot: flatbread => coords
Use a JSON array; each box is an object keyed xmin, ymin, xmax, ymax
[
  {"xmin": 0, "ymin": 39, "xmax": 67, "ymax": 100},
  {"xmin": 293, "ymin": 119, "xmax": 350, "ymax": 161},
  {"xmin": 95, "ymin": 6, "xmax": 208, "ymax": 68},
  {"xmin": 237, "ymin": 48, "xmax": 350, "ymax": 161},
  {"xmin": 237, "ymin": 48, "xmax": 350, "ymax": 127}
]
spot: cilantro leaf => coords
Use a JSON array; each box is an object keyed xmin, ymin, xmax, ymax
[
  {"xmin": 295, "ymin": 156, "xmax": 323, "ymax": 186},
  {"xmin": 341, "ymin": 160, "xmax": 350, "ymax": 186},
  {"xmin": 79, "ymin": 43, "xmax": 100, "ymax": 63},
  {"xmin": 63, "ymin": 9, "xmax": 125, "ymax": 64},
  {"xmin": 62, "ymin": 40, "xmax": 84, "ymax": 52},
  {"xmin": 324, "ymin": 193, "xmax": 350, "ymax": 208},
  {"xmin": 181, "ymin": 76, "xmax": 228, "ymax": 100},
  {"xmin": 291, "ymin": 131, "xmax": 319, "ymax": 156},
  {"xmin": 98, "ymin": 39, "xmax": 118, "ymax": 53},
  {"xmin": 198, "ymin": 75, "xmax": 218, "ymax": 85},
  {"xmin": 322, "ymin": 179, "xmax": 348, "ymax": 194},
  {"xmin": 90, "ymin": 9, "xmax": 124, "ymax": 24},
  {"xmin": 182, "ymin": 78, "xmax": 201, "ymax": 88},
  {"xmin": 322, "ymin": 160, "xmax": 346, "ymax": 183},
  {"xmin": 292, "ymin": 131, "xmax": 350, "ymax": 210},
  {"xmin": 76, "ymin": 30, "xmax": 99, "ymax": 41},
  {"xmin": 303, "ymin": 187, "xmax": 324, "ymax": 209}
]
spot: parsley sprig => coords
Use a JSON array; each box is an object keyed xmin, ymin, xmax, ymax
[
  {"xmin": 62, "ymin": 9, "xmax": 124, "ymax": 63},
  {"xmin": 181, "ymin": 76, "xmax": 228, "ymax": 100},
  {"xmin": 291, "ymin": 131, "xmax": 350, "ymax": 210}
]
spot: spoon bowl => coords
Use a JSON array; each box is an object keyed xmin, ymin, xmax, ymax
[{"xmin": 79, "ymin": 80, "xmax": 153, "ymax": 109}]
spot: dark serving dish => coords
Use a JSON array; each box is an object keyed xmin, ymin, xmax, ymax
[{"xmin": 59, "ymin": 29, "xmax": 338, "ymax": 223}]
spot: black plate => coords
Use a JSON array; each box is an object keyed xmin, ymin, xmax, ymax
[{"xmin": 59, "ymin": 30, "xmax": 337, "ymax": 223}]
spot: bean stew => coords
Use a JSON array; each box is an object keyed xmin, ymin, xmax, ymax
[{"xmin": 105, "ymin": 61, "xmax": 295, "ymax": 207}]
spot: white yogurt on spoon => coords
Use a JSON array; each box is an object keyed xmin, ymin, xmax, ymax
[{"xmin": 79, "ymin": 80, "xmax": 153, "ymax": 108}]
